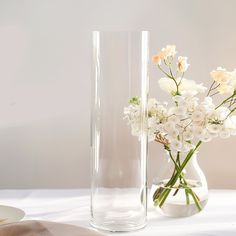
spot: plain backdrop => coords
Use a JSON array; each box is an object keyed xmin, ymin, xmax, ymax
[{"xmin": 0, "ymin": 0, "xmax": 235, "ymax": 188}]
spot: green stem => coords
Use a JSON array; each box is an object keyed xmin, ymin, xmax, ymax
[
  {"xmin": 158, "ymin": 65, "xmax": 173, "ymax": 79},
  {"xmin": 185, "ymin": 189, "xmax": 190, "ymax": 205},
  {"xmin": 158, "ymin": 65, "xmax": 180, "ymax": 95},
  {"xmin": 215, "ymin": 92, "xmax": 236, "ymax": 109},
  {"xmin": 207, "ymin": 81, "xmax": 215, "ymax": 96},
  {"xmin": 158, "ymin": 141, "xmax": 202, "ymax": 208},
  {"xmin": 188, "ymin": 188, "xmax": 202, "ymax": 211}
]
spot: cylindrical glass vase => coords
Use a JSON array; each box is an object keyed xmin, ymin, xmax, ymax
[{"xmin": 90, "ymin": 31, "xmax": 149, "ymax": 232}]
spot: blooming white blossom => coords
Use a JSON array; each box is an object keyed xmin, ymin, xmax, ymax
[
  {"xmin": 168, "ymin": 115, "xmax": 180, "ymax": 124},
  {"xmin": 218, "ymin": 84, "xmax": 234, "ymax": 95},
  {"xmin": 206, "ymin": 124, "xmax": 222, "ymax": 134},
  {"xmin": 125, "ymin": 45, "xmax": 236, "ymax": 156},
  {"xmin": 219, "ymin": 129, "xmax": 231, "ymax": 139},
  {"xmin": 208, "ymin": 106, "xmax": 230, "ymax": 121},
  {"xmin": 224, "ymin": 116, "xmax": 236, "ymax": 135},
  {"xmin": 177, "ymin": 56, "xmax": 189, "ymax": 73},
  {"xmin": 161, "ymin": 45, "xmax": 177, "ymax": 60},
  {"xmin": 183, "ymin": 130, "xmax": 194, "ymax": 141},
  {"xmin": 210, "ymin": 67, "xmax": 236, "ymax": 95},
  {"xmin": 200, "ymin": 131, "xmax": 212, "ymax": 142},
  {"xmin": 210, "ymin": 67, "xmax": 233, "ymax": 84},
  {"xmin": 158, "ymin": 77, "xmax": 207, "ymax": 96},
  {"xmin": 170, "ymin": 140, "xmax": 182, "ymax": 152},
  {"xmin": 192, "ymin": 110, "xmax": 205, "ymax": 122}
]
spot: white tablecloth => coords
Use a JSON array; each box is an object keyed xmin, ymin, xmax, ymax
[{"xmin": 0, "ymin": 189, "xmax": 235, "ymax": 236}]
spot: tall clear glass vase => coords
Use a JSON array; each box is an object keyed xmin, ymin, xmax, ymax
[{"xmin": 90, "ymin": 31, "xmax": 149, "ymax": 232}]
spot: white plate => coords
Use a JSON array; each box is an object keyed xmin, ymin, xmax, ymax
[{"xmin": 0, "ymin": 205, "xmax": 25, "ymax": 225}]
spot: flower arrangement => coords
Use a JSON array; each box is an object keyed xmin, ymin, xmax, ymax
[{"xmin": 124, "ymin": 45, "xmax": 236, "ymax": 214}]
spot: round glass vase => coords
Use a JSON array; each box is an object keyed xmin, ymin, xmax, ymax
[{"xmin": 151, "ymin": 150, "xmax": 208, "ymax": 217}]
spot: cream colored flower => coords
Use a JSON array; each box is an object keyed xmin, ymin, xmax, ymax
[
  {"xmin": 161, "ymin": 45, "xmax": 177, "ymax": 60},
  {"xmin": 217, "ymin": 83, "xmax": 234, "ymax": 95},
  {"xmin": 210, "ymin": 67, "xmax": 233, "ymax": 84},
  {"xmin": 152, "ymin": 53, "xmax": 162, "ymax": 65},
  {"xmin": 177, "ymin": 56, "xmax": 189, "ymax": 73}
]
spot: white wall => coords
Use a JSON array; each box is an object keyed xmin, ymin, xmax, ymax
[{"xmin": 0, "ymin": 0, "xmax": 235, "ymax": 188}]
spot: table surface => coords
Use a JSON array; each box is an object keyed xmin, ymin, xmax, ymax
[{"xmin": 0, "ymin": 189, "xmax": 235, "ymax": 236}]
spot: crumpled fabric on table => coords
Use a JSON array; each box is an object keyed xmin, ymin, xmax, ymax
[{"xmin": 0, "ymin": 220, "xmax": 104, "ymax": 236}]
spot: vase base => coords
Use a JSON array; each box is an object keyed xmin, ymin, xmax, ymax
[
  {"xmin": 156, "ymin": 199, "xmax": 208, "ymax": 217},
  {"xmin": 90, "ymin": 219, "xmax": 147, "ymax": 232}
]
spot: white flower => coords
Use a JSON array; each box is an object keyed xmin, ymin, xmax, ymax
[
  {"xmin": 156, "ymin": 104, "xmax": 168, "ymax": 116},
  {"xmin": 172, "ymin": 95, "xmax": 183, "ymax": 103},
  {"xmin": 206, "ymin": 124, "xmax": 222, "ymax": 133},
  {"xmin": 183, "ymin": 130, "xmax": 194, "ymax": 141},
  {"xmin": 181, "ymin": 143, "xmax": 193, "ymax": 153},
  {"xmin": 158, "ymin": 78, "xmax": 207, "ymax": 96},
  {"xmin": 200, "ymin": 131, "xmax": 212, "ymax": 142},
  {"xmin": 148, "ymin": 98, "xmax": 158, "ymax": 116},
  {"xmin": 170, "ymin": 140, "xmax": 182, "ymax": 152},
  {"xmin": 163, "ymin": 121, "xmax": 175, "ymax": 132},
  {"xmin": 158, "ymin": 77, "xmax": 177, "ymax": 95},
  {"xmin": 161, "ymin": 45, "xmax": 177, "ymax": 59},
  {"xmin": 224, "ymin": 116, "xmax": 236, "ymax": 135},
  {"xmin": 192, "ymin": 110, "xmax": 205, "ymax": 122},
  {"xmin": 203, "ymin": 96, "xmax": 213, "ymax": 105},
  {"xmin": 168, "ymin": 115, "xmax": 180, "ymax": 124},
  {"xmin": 179, "ymin": 79, "xmax": 207, "ymax": 96},
  {"xmin": 217, "ymin": 84, "xmax": 234, "ymax": 95},
  {"xmin": 192, "ymin": 125, "xmax": 204, "ymax": 137},
  {"xmin": 209, "ymin": 107, "xmax": 230, "ymax": 121},
  {"xmin": 201, "ymin": 97, "xmax": 215, "ymax": 111},
  {"xmin": 177, "ymin": 56, "xmax": 189, "ymax": 73},
  {"xmin": 210, "ymin": 67, "xmax": 236, "ymax": 95},
  {"xmin": 181, "ymin": 119, "xmax": 192, "ymax": 127},
  {"xmin": 175, "ymin": 106, "xmax": 187, "ymax": 116},
  {"xmin": 168, "ymin": 128, "xmax": 179, "ymax": 139},
  {"xmin": 219, "ymin": 129, "xmax": 231, "ymax": 139},
  {"xmin": 184, "ymin": 96, "xmax": 199, "ymax": 112},
  {"xmin": 210, "ymin": 67, "xmax": 233, "ymax": 84}
]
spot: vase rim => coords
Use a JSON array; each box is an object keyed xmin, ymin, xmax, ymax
[{"xmin": 92, "ymin": 30, "xmax": 149, "ymax": 33}]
